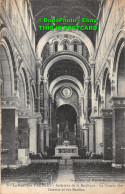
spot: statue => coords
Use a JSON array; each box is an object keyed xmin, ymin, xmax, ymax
[{"xmin": 64, "ymin": 120, "xmax": 69, "ymax": 140}]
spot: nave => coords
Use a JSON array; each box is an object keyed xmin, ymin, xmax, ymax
[{"xmin": 2, "ymin": 160, "xmax": 125, "ymax": 188}]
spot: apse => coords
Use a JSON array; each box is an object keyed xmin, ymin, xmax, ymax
[{"xmin": 56, "ymin": 104, "xmax": 77, "ymax": 133}]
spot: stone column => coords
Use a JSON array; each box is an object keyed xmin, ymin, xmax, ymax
[
  {"xmin": 80, "ymin": 96, "xmax": 84, "ymax": 118},
  {"xmin": 43, "ymin": 78, "xmax": 48, "ymax": 124},
  {"xmin": 84, "ymin": 129, "xmax": 87, "ymax": 148},
  {"xmin": 58, "ymin": 44, "xmax": 63, "ymax": 51},
  {"xmin": 94, "ymin": 116, "xmax": 103, "ymax": 155},
  {"xmin": 46, "ymin": 128, "xmax": 50, "ymax": 147},
  {"xmin": 83, "ymin": 126, "xmax": 89, "ymax": 152},
  {"xmin": 100, "ymin": 109, "xmax": 112, "ymax": 160},
  {"xmin": 18, "ymin": 113, "xmax": 30, "ymax": 150},
  {"xmin": 40, "ymin": 123, "xmax": 44, "ymax": 154},
  {"xmin": 69, "ymin": 44, "xmax": 73, "ymax": 52},
  {"xmin": 89, "ymin": 59, "xmax": 95, "ymax": 115},
  {"xmin": 80, "ymin": 130, "xmax": 84, "ymax": 147},
  {"xmin": 111, "ymin": 97, "xmax": 125, "ymax": 167},
  {"xmin": 49, "ymin": 95, "xmax": 52, "ymax": 127},
  {"xmin": 36, "ymin": 58, "xmax": 42, "ymax": 113},
  {"xmin": 77, "ymin": 44, "xmax": 82, "ymax": 55},
  {"xmin": 37, "ymin": 118, "xmax": 41, "ymax": 153},
  {"xmin": 88, "ymin": 123, "xmax": 93, "ymax": 153},
  {"xmin": 49, "ymin": 43, "xmax": 54, "ymax": 55},
  {"xmin": 2, "ymin": 108, "xmax": 18, "ymax": 166},
  {"xmin": 91, "ymin": 119, "xmax": 96, "ymax": 153},
  {"xmin": 76, "ymin": 116, "xmax": 81, "ymax": 147},
  {"xmin": 84, "ymin": 78, "xmax": 89, "ymax": 122},
  {"xmin": 29, "ymin": 116, "xmax": 37, "ymax": 154},
  {"xmin": 43, "ymin": 78, "xmax": 50, "ymax": 150}
]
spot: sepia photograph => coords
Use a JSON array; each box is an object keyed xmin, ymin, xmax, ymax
[{"xmin": 0, "ymin": 0, "xmax": 125, "ymax": 193}]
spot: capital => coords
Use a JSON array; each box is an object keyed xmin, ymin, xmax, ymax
[
  {"xmin": 36, "ymin": 57, "xmax": 42, "ymax": 68},
  {"xmin": 43, "ymin": 77, "xmax": 48, "ymax": 83},
  {"xmin": 89, "ymin": 56, "xmax": 95, "ymax": 63},
  {"xmin": 90, "ymin": 63, "xmax": 95, "ymax": 68},
  {"xmin": 84, "ymin": 78, "xmax": 90, "ymax": 85}
]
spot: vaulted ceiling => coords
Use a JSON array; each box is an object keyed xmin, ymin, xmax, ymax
[
  {"xmin": 48, "ymin": 59, "xmax": 84, "ymax": 84},
  {"xmin": 30, "ymin": 0, "xmax": 100, "ymax": 45}
]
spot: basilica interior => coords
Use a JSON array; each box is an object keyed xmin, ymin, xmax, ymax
[{"xmin": 0, "ymin": 0, "xmax": 125, "ymax": 174}]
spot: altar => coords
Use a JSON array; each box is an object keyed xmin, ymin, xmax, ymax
[{"xmin": 55, "ymin": 145, "xmax": 78, "ymax": 159}]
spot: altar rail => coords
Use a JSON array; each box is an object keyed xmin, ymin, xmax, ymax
[{"xmin": 31, "ymin": 159, "xmax": 108, "ymax": 164}]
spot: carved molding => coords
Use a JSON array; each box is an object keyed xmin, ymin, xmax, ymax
[{"xmin": 1, "ymin": 96, "xmax": 21, "ymax": 110}]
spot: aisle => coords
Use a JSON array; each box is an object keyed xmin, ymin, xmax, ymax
[{"xmin": 56, "ymin": 160, "xmax": 75, "ymax": 183}]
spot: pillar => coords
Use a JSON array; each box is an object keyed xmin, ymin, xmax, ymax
[
  {"xmin": 58, "ymin": 44, "xmax": 63, "ymax": 51},
  {"xmin": 49, "ymin": 43, "xmax": 54, "ymax": 55},
  {"xmin": 80, "ymin": 130, "xmax": 84, "ymax": 147},
  {"xmin": 40, "ymin": 123, "xmax": 44, "ymax": 154},
  {"xmin": 84, "ymin": 78, "xmax": 89, "ymax": 122},
  {"xmin": 88, "ymin": 123, "xmax": 94, "ymax": 153},
  {"xmin": 18, "ymin": 117, "xmax": 29, "ymax": 149},
  {"xmin": 91, "ymin": 119, "xmax": 96, "ymax": 153},
  {"xmin": 89, "ymin": 59, "xmax": 95, "ymax": 115},
  {"xmin": 49, "ymin": 95, "xmax": 52, "ymax": 127},
  {"xmin": 84, "ymin": 129, "xmax": 87, "ymax": 148},
  {"xmin": 2, "ymin": 108, "xmax": 18, "ymax": 166},
  {"xmin": 69, "ymin": 44, "xmax": 73, "ymax": 51},
  {"xmin": 29, "ymin": 117, "xmax": 37, "ymax": 154},
  {"xmin": 95, "ymin": 117, "xmax": 103, "ymax": 155},
  {"xmin": 46, "ymin": 128, "xmax": 50, "ymax": 147},
  {"xmin": 43, "ymin": 78, "xmax": 48, "ymax": 124},
  {"xmin": 77, "ymin": 44, "xmax": 82, "ymax": 55},
  {"xmin": 36, "ymin": 58, "xmax": 42, "ymax": 113},
  {"xmin": 83, "ymin": 126, "xmax": 89, "ymax": 152},
  {"xmin": 111, "ymin": 97, "xmax": 125, "ymax": 167},
  {"xmin": 101, "ymin": 109, "xmax": 112, "ymax": 160},
  {"xmin": 76, "ymin": 116, "xmax": 81, "ymax": 147},
  {"xmin": 36, "ymin": 118, "xmax": 41, "ymax": 153}
]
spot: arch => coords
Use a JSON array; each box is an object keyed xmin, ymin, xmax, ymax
[
  {"xmin": 56, "ymin": 104, "xmax": 78, "ymax": 119},
  {"xmin": 57, "ymin": 103, "xmax": 78, "ymax": 116},
  {"xmin": 74, "ymin": 42, "xmax": 78, "ymax": 52},
  {"xmin": 71, "ymin": 38, "xmax": 81, "ymax": 45},
  {"xmin": 61, "ymin": 38, "xmax": 71, "ymax": 45},
  {"xmin": 54, "ymin": 41, "xmax": 58, "ymax": 52},
  {"xmin": 43, "ymin": 54, "xmax": 89, "ymax": 80},
  {"xmin": 0, "ymin": 40, "xmax": 15, "ymax": 97},
  {"xmin": 117, "ymin": 46, "xmax": 125, "ymax": 96},
  {"xmin": 102, "ymin": 67, "xmax": 110, "ymax": 91},
  {"xmin": 51, "ymin": 82, "xmax": 81, "ymax": 100},
  {"xmin": 43, "ymin": 51, "xmax": 90, "ymax": 76},
  {"xmin": 0, "ymin": 28, "xmax": 18, "ymax": 91},
  {"xmin": 111, "ymin": 33, "xmax": 125, "ymax": 96},
  {"xmin": 22, "ymin": 68, "xmax": 30, "ymax": 105},
  {"xmin": 30, "ymin": 86, "xmax": 35, "ymax": 113},
  {"xmin": 36, "ymin": 29, "xmax": 94, "ymax": 58},
  {"xmin": 96, "ymin": 84, "xmax": 101, "ymax": 115},
  {"xmin": 98, "ymin": 93, "xmax": 101, "ymax": 116},
  {"xmin": 111, "ymin": 29, "xmax": 125, "ymax": 73},
  {"xmin": 31, "ymin": 81, "xmax": 36, "ymax": 99},
  {"xmin": 19, "ymin": 71, "xmax": 27, "ymax": 107},
  {"xmin": 96, "ymin": 84, "xmax": 100, "ymax": 101},
  {"xmin": 52, "ymin": 38, "xmax": 61, "ymax": 45},
  {"xmin": 105, "ymin": 74, "xmax": 111, "ymax": 108},
  {"xmin": 49, "ymin": 75, "xmax": 84, "ymax": 95},
  {"xmin": 19, "ymin": 64, "xmax": 30, "ymax": 106},
  {"xmin": 102, "ymin": 68, "xmax": 112, "ymax": 108},
  {"xmin": 31, "ymin": 83, "xmax": 36, "ymax": 112}
]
